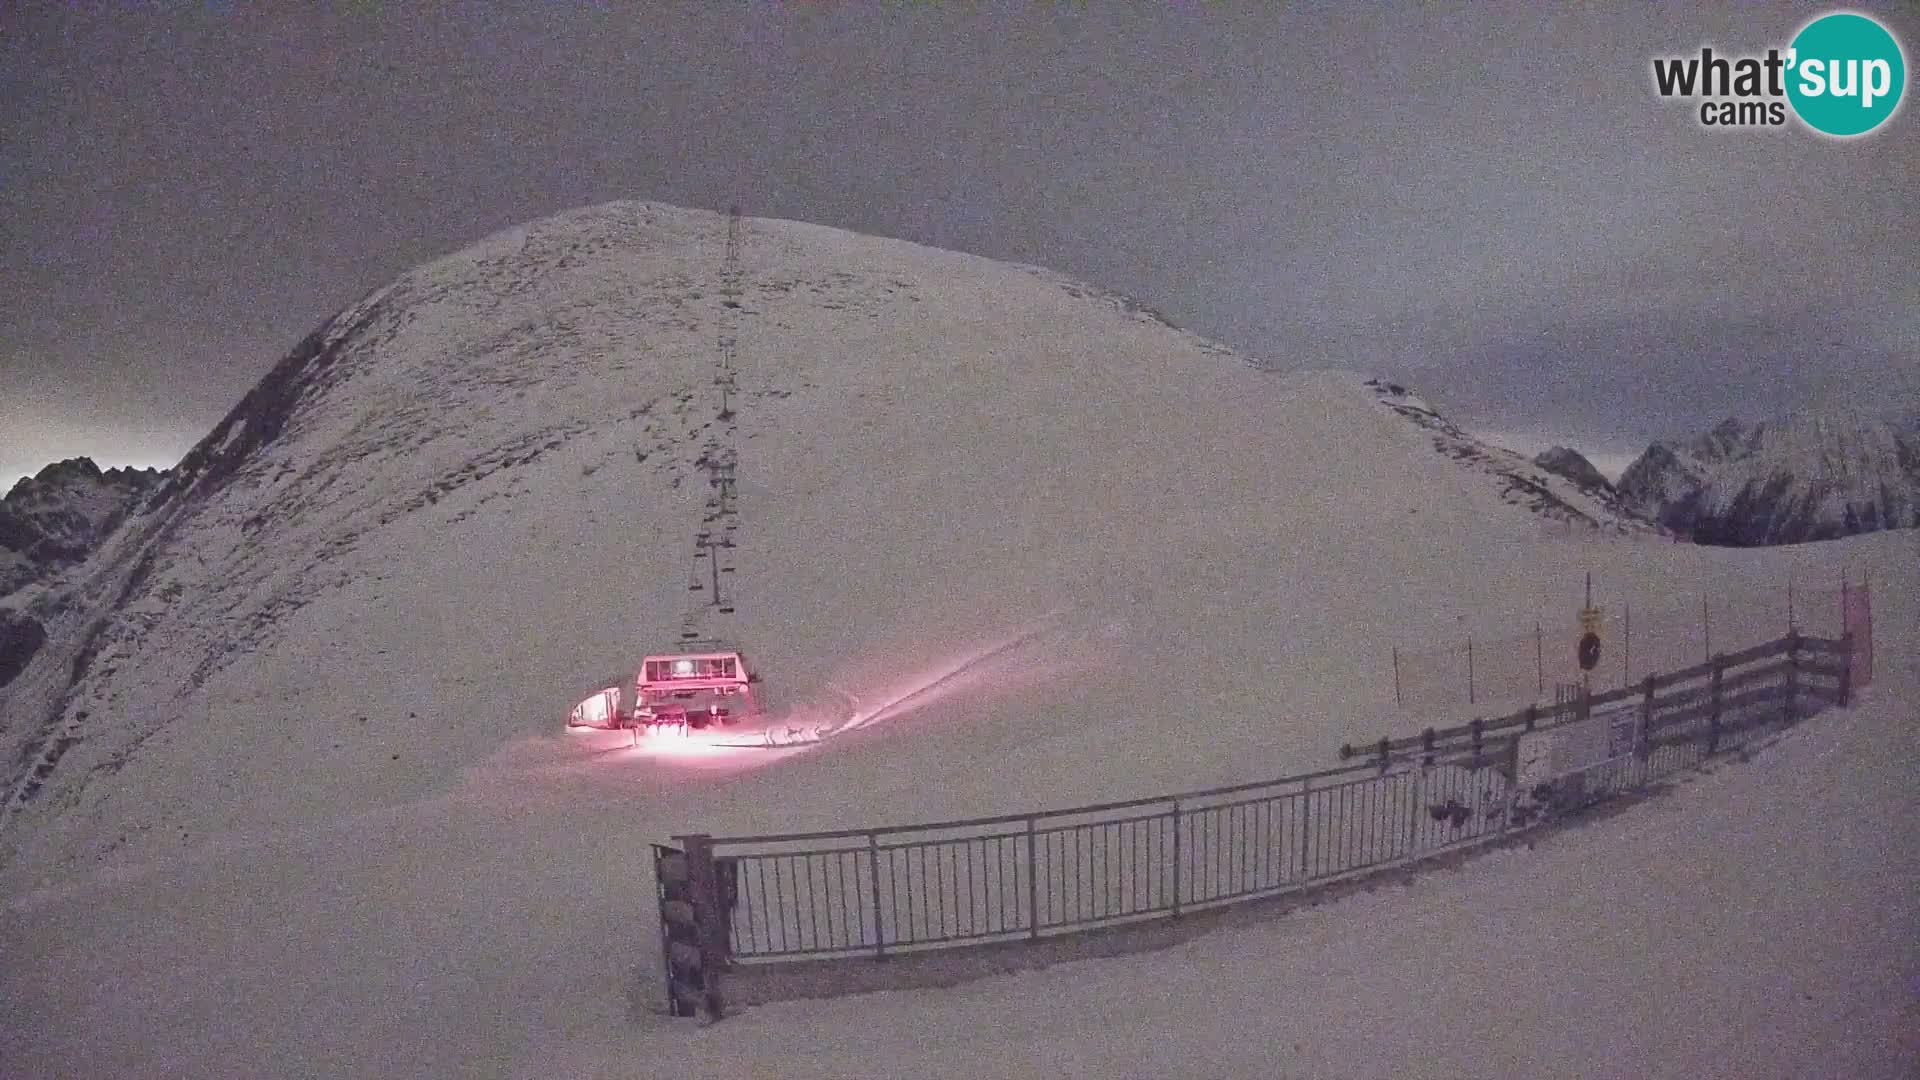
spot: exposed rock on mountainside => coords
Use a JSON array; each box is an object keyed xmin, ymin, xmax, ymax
[
  {"xmin": 1365, "ymin": 380, "xmax": 1652, "ymax": 535},
  {"xmin": 0, "ymin": 458, "xmax": 166, "ymax": 599},
  {"xmin": 1619, "ymin": 413, "xmax": 1920, "ymax": 546},
  {"xmin": 1532, "ymin": 446, "xmax": 1612, "ymax": 492}
]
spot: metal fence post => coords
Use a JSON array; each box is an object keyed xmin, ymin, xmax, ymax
[
  {"xmin": 1297, "ymin": 777, "xmax": 1312, "ymax": 882},
  {"xmin": 1623, "ymin": 601, "xmax": 1631, "ymax": 690},
  {"xmin": 867, "ymin": 831, "xmax": 886, "ymax": 958},
  {"xmin": 681, "ymin": 834, "xmax": 726, "ymax": 1022},
  {"xmin": 1707, "ymin": 654, "xmax": 1723, "ymax": 754},
  {"xmin": 1784, "ymin": 631, "xmax": 1801, "ymax": 722},
  {"xmin": 1467, "ymin": 637, "xmax": 1475, "ymax": 705},
  {"xmin": 1535, "ymin": 622, "xmax": 1544, "ymax": 694},
  {"xmin": 1025, "ymin": 816, "xmax": 1040, "ymax": 940},
  {"xmin": 1702, "ymin": 594, "xmax": 1712, "ymax": 662},
  {"xmin": 1639, "ymin": 674, "xmax": 1656, "ymax": 760},
  {"xmin": 1838, "ymin": 631, "xmax": 1854, "ymax": 707},
  {"xmin": 1500, "ymin": 774, "xmax": 1518, "ymax": 836},
  {"xmin": 1170, "ymin": 800, "xmax": 1184, "ymax": 917},
  {"xmin": 1409, "ymin": 763, "xmax": 1425, "ymax": 854}
]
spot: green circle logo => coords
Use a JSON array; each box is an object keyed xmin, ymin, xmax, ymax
[{"xmin": 1787, "ymin": 12, "xmax": 1906, "ymax": 137}]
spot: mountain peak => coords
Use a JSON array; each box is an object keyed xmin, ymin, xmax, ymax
[
  {"xmin": 1532, "ymin": 446, "xmax": 1613, "ymax": 492},
  {"xmin": 0, "ymin": 458, "xmax": 168, "ymax": 602},
  {"xmin": 1620, "ymin": 408, "xmax": 1920, "ymax": 545}
]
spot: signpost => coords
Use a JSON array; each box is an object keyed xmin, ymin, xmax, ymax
[{"xmin": 1577, "ymin": 572, "xmax": 1603, "ymax": 694}]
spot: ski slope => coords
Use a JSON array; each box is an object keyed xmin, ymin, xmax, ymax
[
  {"xmin": 2, "ymin": 530, "xmax": 1910, "ymax": 1079},
  {"xmin": 0, "ymin": 200, "xmax": 1649, "ymax": 887},
  {"xmin": 1, "ymin": 202, "xmax": 1913, "ymax": 1077}
]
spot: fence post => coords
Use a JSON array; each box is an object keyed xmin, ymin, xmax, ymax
[
  {"xmin": 1838, "ymin": 631, "xmax": 1853, "ymax": 707},
  {"xmin": 1862, "ymin": 576, "xmax": 1873, "ymax": 686},
  {"xmin": 681, "ymin": 834, "xmax": 726, "ymax": 1022},
  {"xmin": 868, "ymin": 831, "xmax": 887, "ymax": 958},
  {"xmin": 1298, "ymin": 777, "xmax": 1312, "ymax": 881},
  {"xmin": 1502, "ymin": 734, "xmax": 1522, "ymax": 828},
  {"xmin": 1469, "ymin": 717, "xmax": 1484, "ymax": 770},
  {"xmin": 1467, "ymin": 637, "xmax": 1475, "ymax": 705},
  {"xmin": 1702, "ymin": 594, "xmax": 1712, "ymax": 663},
  {"xmin": 1622, "ymin": 601, "xmax": 1631, "ymax": 690},
  {"xmin": 1024, "ymin": 817, "xmax": 1039, "ymax": 941},
  {"xmin": 1784, "ymin": 631, "xmax": 1801, "ymax": 723},
  {"xmin": 1708, "ymin": 654, "xmax": 1724, "ymax": 754},
  {"xmin": 1639, "ymin": 673, "xmax": 1655, "ymax": 756},
  {"xmin": 1377, "ymin": 735, "xmax": 1392, "ymax": 775},
  {"xmin": 1409, "ymin": 763, "xmax": 1424, "ymax": 854},
  {"xmin": 1170, "ymin": 799, "xmax": 1183, "ymax": 918},
  {"xmin": 1535, "ymin": 621, "xmax": 1544, "ymax": 694},
  {"xmin": 1500, "ymin": 770, "xmax": 1518, "ymax": 836}
]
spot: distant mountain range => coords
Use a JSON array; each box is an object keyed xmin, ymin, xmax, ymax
[
  {"xmin": 1618, "ymin": 412, "xmax": 1920, "ymax": 546},
  {"xmin": 1, "ymin": 458, "xmax": 166, "ymax": 600}
]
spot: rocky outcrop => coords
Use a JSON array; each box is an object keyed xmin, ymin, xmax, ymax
[
  {"xmin": 0, "ymin": 458, "xmax": 167, "ymax": 599},
  {"xmin": 1532, "ymin": 447, "xmax": 1612, "ymax": 492}
]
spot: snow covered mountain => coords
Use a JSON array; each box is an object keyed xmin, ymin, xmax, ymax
[
  {"xmin": 1, "ymin": 200, "xmax": 1674, "ymax": 887},
  {"xmin": 2, "ymin": 199, "xmax": 1914, "ymax": 1078},
  {"xmin": 0, "ymin": 458, "xmax": 164, "ymax": 601},
  {"xmin": 1619, "ymin": 412, "xmax": 1920, "ymax": 546}
]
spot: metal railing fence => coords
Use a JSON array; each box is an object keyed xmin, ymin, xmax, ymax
[{"xmin": 674, "ymin": 631, "xmax": 1853, "ymax": 969}]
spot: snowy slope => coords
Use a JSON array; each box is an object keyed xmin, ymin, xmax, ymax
[
  {"xmin": 0, "ymin": 200, "xmax": 1913, "ymax": 1077},
  {"xmin": 1367, "ymin": 380, "xmax": 1650, "ymax": 534},
  {"xmin": 0, "ymin": 529, "xmax": 1909, "ymax": 1079},
  {"xmin": 1620, "ymin": 411, "xmax": 1920, "ymax": 545},
  {"xmin": 2, "ymin": 201, "xmax": 1670, "ymax": 889}
]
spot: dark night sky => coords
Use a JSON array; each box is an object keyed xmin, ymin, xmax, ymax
[{"xmin": 4, "ymin": 2, "xmax": 1916, "ymax": 485}]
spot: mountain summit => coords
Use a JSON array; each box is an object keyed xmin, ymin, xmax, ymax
[
  {"xmin": 0, "ymin": 457, "xmax": 165, "ymax": 601},
  {"xmin": 2, "ymin": 201, "xmax": 1655, "ymax": 884}
]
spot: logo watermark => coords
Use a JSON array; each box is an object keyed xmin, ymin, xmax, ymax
[{"xmin": 1651, "ymin": 10, "xmax": 1906, "ymax": 137}]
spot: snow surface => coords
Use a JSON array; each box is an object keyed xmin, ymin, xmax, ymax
[
  {"xmin": 1, "ymin": 202, "xmax": 1914, "ymax": 1077},
  {"xmin": 2, "ymin": 528, "xmax": 1910, "ymax": 1079}
]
